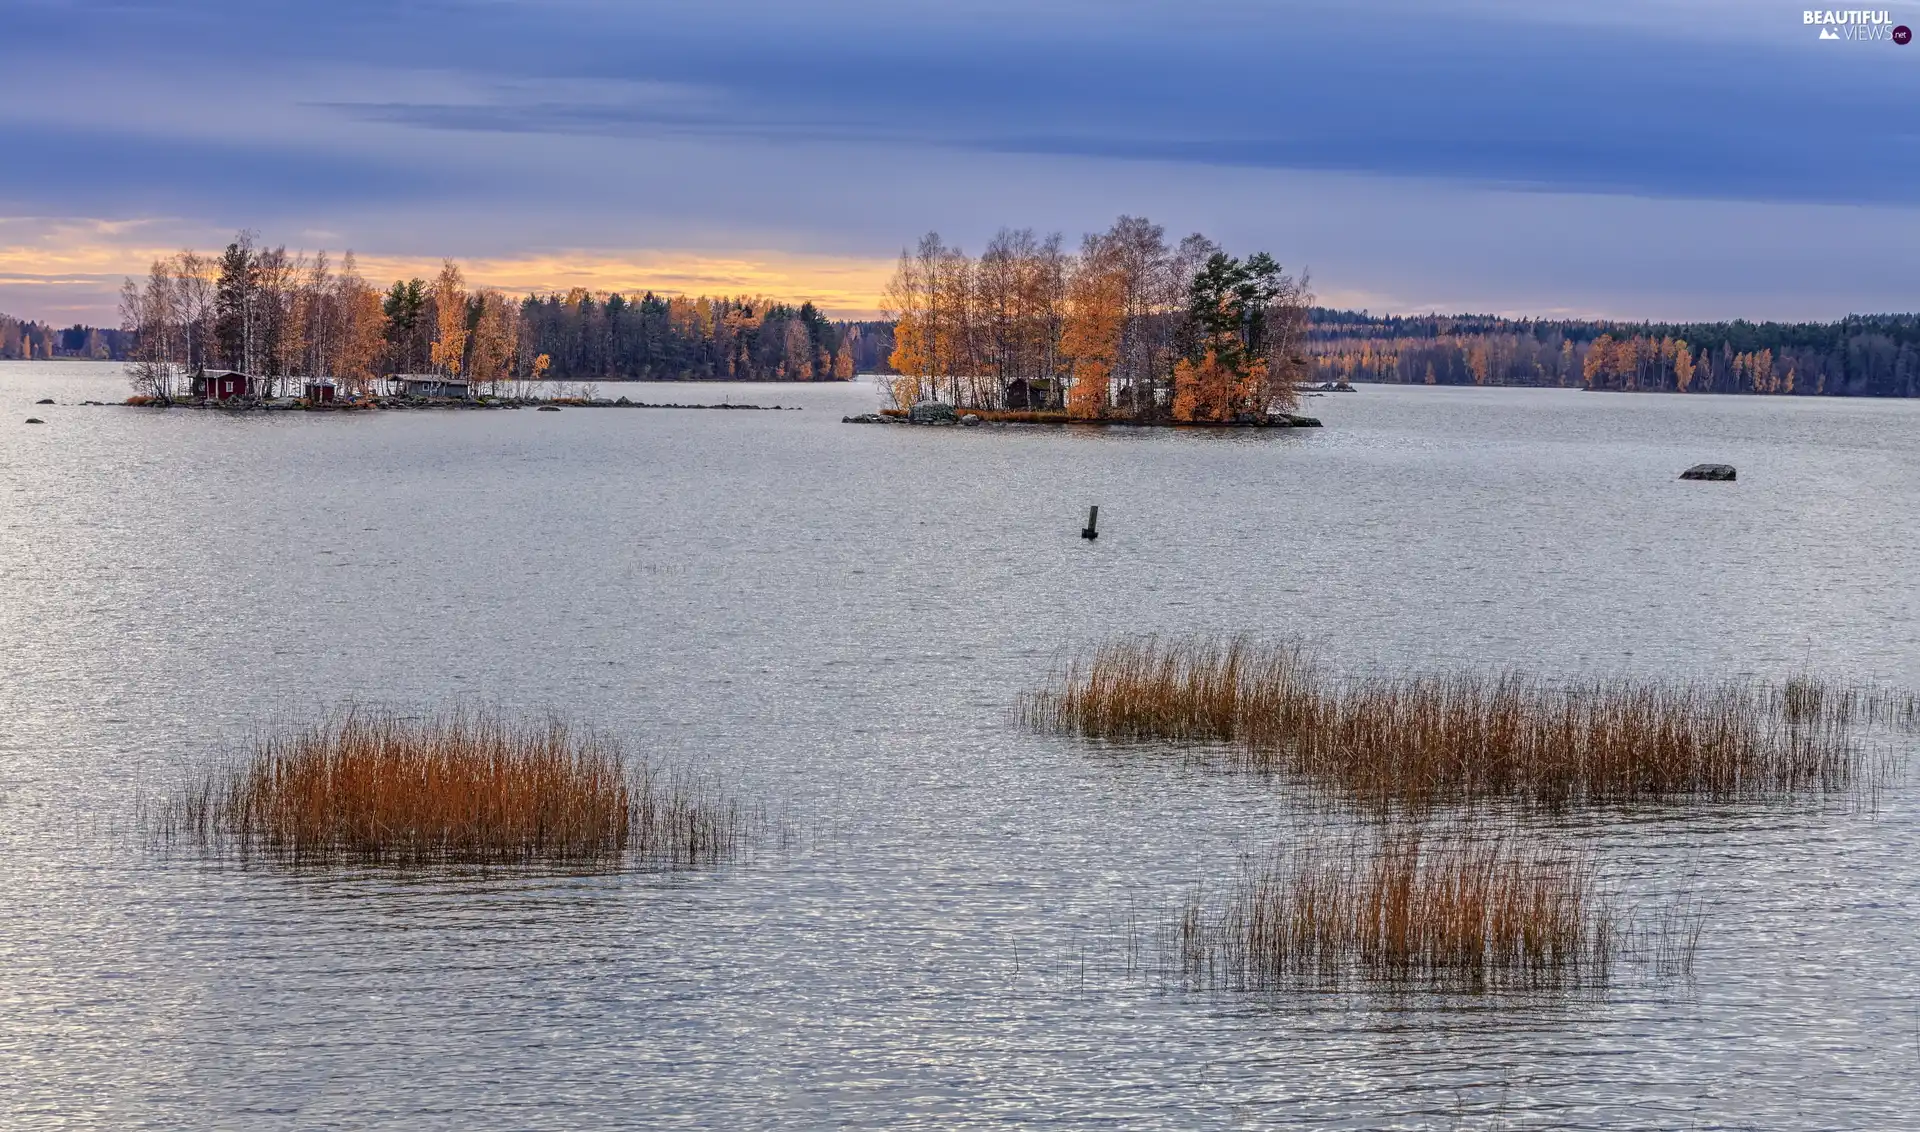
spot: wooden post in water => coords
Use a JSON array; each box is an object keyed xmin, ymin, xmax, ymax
[{"xmin": 1082, "ymin": 505, "xmax": 1099, "ymax": 540}]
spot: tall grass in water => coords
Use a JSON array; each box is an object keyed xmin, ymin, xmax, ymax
[
  {"xmin": 1775, "ymin": 673, "xmax": 1918, "ymax": 731},
  {"xmin": 1178, "ymin": 828, "xmax": 1615, "ymax": 992},
  {"xmin": 150, "ymin": 709, "xmax": 743, "ymax": 868},
  {"xmin": 1019, "ymin": 636, "xmax": 1911, "ymax": 809},
  {"xmin": 1018, "ymin": 636, "xmax": 1312, "ymax": 744}
]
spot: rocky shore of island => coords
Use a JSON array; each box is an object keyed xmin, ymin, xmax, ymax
[
  {"xmin": 842, "ymin": 401, "xmax": 1321, "ymax": 428},
  {"xmin": 107, "ymin": 395, "xmax": 800, "ymax": 413}
]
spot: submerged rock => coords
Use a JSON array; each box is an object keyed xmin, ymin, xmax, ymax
[
  {"xmin": 842, "ymin": 413, "xmax": 893, "ymax": 424},
  {"xmin": 25, "ymin": 417, "xmax": 45, "ymax": 424},
  {"xmin": 35, "ymin": 398, "xmax": 54, "ymax": 404},
  {"xmin": 1680, "ymin": 463, "xmax": 1736, "ymax": 481},
  {"xmin": 538, "ymin": 405, "xmax": 561, "ymax": 412}
]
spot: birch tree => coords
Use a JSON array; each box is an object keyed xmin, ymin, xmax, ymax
[
  {"xmin": 429, "ymin": 260, "xmax": 470, "ymax": 379},
  {"xmin": 121, "ymin": 259, "xmax": 182, "ymax": 400},
  {"xmin": 466, "ymin": 289, "xmax": 519, "ymax": 395},
  {"xmin": 1062, "ymin": 232, "xmax": 1125, "ymax": 420},
  {"xmin": 252, "ymin": 245, "xmax": 304, "ymax": 396},
  {"xmin": 883, "ymin": 237, "xmax": 936, "ymax": 407},
  {"xmin": 332, "ymin": 252, "xmax": 386, "ymax": 395}
]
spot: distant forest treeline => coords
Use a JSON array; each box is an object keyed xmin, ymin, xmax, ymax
[
  {"xmin": 511, "ymin": 305, "xmax": 1920, "ymax": 397},
  {"xmin": 0, "ymin": 314, "xmax": 130, "ymax": 361},
  {"xmin": 12, "ymin": 292, "xmax": 893, "ymax": 380},
  {"xmin": 1305, "ymin": 310, "xmax": 1920, "ymax": 397},
  {"xmin": 1, "ymin": 305, "xmax": 877, "ymax": 375}
]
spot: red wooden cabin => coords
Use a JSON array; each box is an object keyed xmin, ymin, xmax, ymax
[{"xmin": 194, "ymin": 370, "xmax": 257, "ymax": 401}]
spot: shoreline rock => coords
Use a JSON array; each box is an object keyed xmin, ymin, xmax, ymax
[
  {"xmin": 909, "ymin": 401, "xmax": 960, "ymax": 425},
  {"xmin": 846, "ymin": 408, "xmax": 1324, "ymax": 429}
]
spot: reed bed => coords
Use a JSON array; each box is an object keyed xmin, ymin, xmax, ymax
[
  {"xmin": 1019, "ymin": 636, "xmax": 1912, "ymax": 809},
  {"xmin": 149, "ymin": 709, "xmax": 744, "ymax": 869},
  {"xmin": 1176, "ymin": 828, "xmax": 1615, "ymax": 992}
]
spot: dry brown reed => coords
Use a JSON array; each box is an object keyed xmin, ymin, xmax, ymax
[
  {"xmin": 1177, "ymin": 827, "xmax": 1615, "ymax": 992},
  {"xmin": 1019, "ymin": 636, "xmax": 1912, "ymax": 809},
  {"xmin": 149, "ymin": 709, "xmax": 744, "ymax": 869}
]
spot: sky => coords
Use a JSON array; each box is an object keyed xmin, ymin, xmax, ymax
[{"xmin": 1, "ymin": 0, "xmax": 1917, "ymax": 323}]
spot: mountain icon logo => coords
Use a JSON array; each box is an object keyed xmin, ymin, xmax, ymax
[{"xmin": 1819, "ymin": 27, "xmax": 1840, "ymax": 39}]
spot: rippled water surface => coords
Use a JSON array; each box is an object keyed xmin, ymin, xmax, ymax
[{"xmin": 3, "ymin": 362, "xmax": 1918, "ymax": 1129}]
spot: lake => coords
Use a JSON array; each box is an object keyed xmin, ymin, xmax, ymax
[{"xmin": 3, "ymin": 361, "xmax": 1917, "ymax": 1129}]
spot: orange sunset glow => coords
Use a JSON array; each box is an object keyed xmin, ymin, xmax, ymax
[{"xmin": 0, "ymin": 222, "xmax": 897, "ymax": 320}]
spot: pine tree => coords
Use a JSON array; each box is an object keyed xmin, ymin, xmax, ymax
[{"xmin": 213, "ymin": 234, "xmax": 258, "ymax": 372}]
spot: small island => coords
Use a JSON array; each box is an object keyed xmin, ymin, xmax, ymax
[
  {"xmin": 111, "ymin": 236, "xmax": 868, "ymax": 406},
  {"xmin": 861, "ymin": 217, "xmax": 1319, "ymax": 428}
]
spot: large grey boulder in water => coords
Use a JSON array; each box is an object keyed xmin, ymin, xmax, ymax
[
  {"xmin": 910, "ymin": 401, "xmax": 958, "ymax": 424},
  {"xmin": 1680, "ymin": 463, "xmax": 1736, "ymax": 481}
]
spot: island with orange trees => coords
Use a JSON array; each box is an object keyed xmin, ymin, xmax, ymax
[
  {"xmin": 113, "ymin": 234, "xmax": 866, "ymax": 403},
  {"xmin": 856, "ymin": 215, "xmax": 1320, "ymax": 428}
]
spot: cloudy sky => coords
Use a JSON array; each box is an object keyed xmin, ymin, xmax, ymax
[{"xmin": 2, "ymin": 1, "xmax": 1916, "ymax": 322}]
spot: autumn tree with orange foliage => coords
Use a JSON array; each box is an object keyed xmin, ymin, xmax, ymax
[
  {"xmin": 1750, "ymin": 347, "xmax": 1775, "ymax": 394},
  {"xmin": 780, "ymin": 319, "xmax": 813, "ymax": 380},
  {"xmin": 1672, "ymin": 339, "xmax": 1696, "ymax": 392},
  {"xmin": 467, "ymin": 289, "xmax": 519, "ymax": 394},
  {"xmin": 1061, "ymin": 232, "xmax": 1126, "ymax": 419},
  {"xmin": 882, "ymin": 234, "xmax": 941, "ymax": 407},
  {"xmin": 1172, "ymin": 251, "xmax": 1304, "ymax": 422},
  {"xmin": 332, "ymin": 253, "xmax": 387, "ymax": 395},
  {"xmin": 1582, "ymin": 334, "xmax": 1614, "ymax": 390},
  {"xmin": 428, "ymin": 260, "xmax": 469, "ymax": 379}
]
